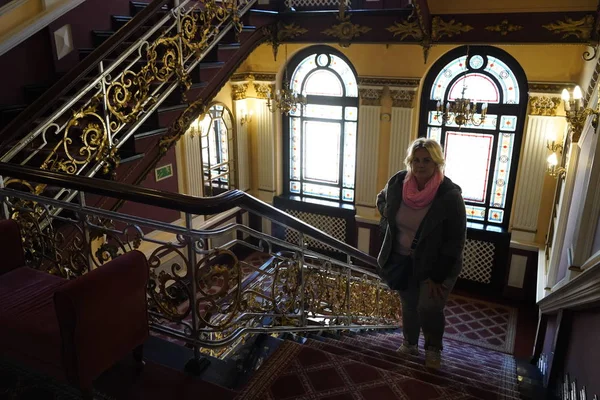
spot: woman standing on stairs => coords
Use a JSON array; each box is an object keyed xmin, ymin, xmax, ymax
[{"xmin": 376, "ymin": 138, "xmax": 466, "ymax": 370}]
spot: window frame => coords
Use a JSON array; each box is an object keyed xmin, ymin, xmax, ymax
[
  {"xmin": 418, "ymin": 45, "xmax": 529, "ymax": 231},
  {"xmin": 282, "ymin": 45, "xmax": 359, "ymax": 205}
]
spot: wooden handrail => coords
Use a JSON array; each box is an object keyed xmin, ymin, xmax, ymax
[
  {"xmin": 0, "ymin": 0, "xmax": 171, "ymax": 155},
  {"xmin": 0, "ymin": 162, "xmax": 378, "ymax": 267}
]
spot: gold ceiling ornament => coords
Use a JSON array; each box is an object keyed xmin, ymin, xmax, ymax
[
  {"xmin": 542, "ymin": 15, "xmax": 594, "ymax": 40},
  {"xmin": 262, "ymin": 22, "xmax": 308, "ymax": 61},
  {"xmin": 386, "ymin": 19, "xmax": 423, "ymax": 40},
  {"xmin": 322, "ymin": 17, "xmax": 371, "ymax": 47},
  {"xmin": 431, "ymin": 16, "xmax": 474, "ymax": 41},
  {"xmin": 528, "ymin": 96, "xmax": 561, "ymax": 116},
  {"xmin": 485, "ymin": 20, "xmax": 524, "ymax": 36},
  {"xmin": 358, "ymin": 77, "xmax": 420, "ymax": 88}
]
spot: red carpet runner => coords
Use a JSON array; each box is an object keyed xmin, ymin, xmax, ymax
[{"xmin": 237, "ymin": 332, "xmax": 519, "ymax": 399}]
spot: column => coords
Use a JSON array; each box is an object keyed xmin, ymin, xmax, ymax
[
  {"xmin": 388, "ymin": 87, "xmax": 417, "ymax": 176},
  {"xmin": 253, "ymin": 79, "xmax": 277, "ymax": 203},
  {"xmin": 511, "ymin": 94, "xmax": 566, "ymax": 243},
  {"xmin": 231, "ymin": 80, "xmax": 251, "ymax": 192},
  {"xmin": 355, "ymin": 86, "xmax": 383, "ymax": 216}
]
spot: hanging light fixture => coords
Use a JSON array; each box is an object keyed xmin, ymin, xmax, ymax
[
  {"xmin": 435, "ymin": 46, "xmax": 488, "ymax": 128},
  {"xmin": 267, "ymin": 45, "xmax": 307, "ymax": 115}
]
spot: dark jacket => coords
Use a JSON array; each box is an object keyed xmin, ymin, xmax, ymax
[{"xmin": 376, "ymin": 170, "xmax": 467, "ymax": 284}]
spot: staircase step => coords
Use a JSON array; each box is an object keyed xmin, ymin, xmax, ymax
[
  {"xmin": 111, "ymin": 15, "xmax": 132, "ymax": 31},
  {"xmin": 92, "ymin": 30, "xmax": 115, "ymax": 47},
  {"xmin": 129, "ymin": 1, "xmax": 169, "ymax": 16},
  {"xmin": 310, "ymin": 335, "xmax": 520, "ymax": 399}
]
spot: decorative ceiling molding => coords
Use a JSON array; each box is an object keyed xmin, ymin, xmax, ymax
[
  {"xmin": 528, "ymin": 81, "xmax": 577, "ymax": 95},
  {"xmin": 431, "ymin": 16, "xmax": 474, "ymax": 41},
  {"xmin": 358, "ymin": 77, "xmax": 420, "ymax": 88},
  {"xmin": 231, "ymin": 72, "xmax": 276, "ymax": 83},
  {"xmin": 528, "ymin": 96, "xmax": 561, "ymax": 116},
  {"xmin": 262, "ymin": 22, "xmax": 308, "ymax": 61},
  {"xmin": 542, "ymin": 15, "xmax": 594, "ymax": 41}
]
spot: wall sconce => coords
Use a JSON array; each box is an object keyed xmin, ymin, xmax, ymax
[
  {"xmin": 240, "ymin": 110, "xmax": 253, "ymax": 126},
  {"xmin": 561, "ymin": 85, "xmax": 599, "ymax": 143},
  {"xmin": 547, "ymin": 152, "xmax": 566, "ymax": 179}
]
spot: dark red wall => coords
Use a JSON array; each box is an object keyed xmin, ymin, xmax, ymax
[
  {"xmin": 48, "ymin": 0, "xmax": 131, "ymax": 74},
  {"xmin": 0, "ymin": 29, "xmax": 55, "ymax": 106},
  {"xmin": 563, "ymin": 309, "xmax": 600, "ymax": 397}
]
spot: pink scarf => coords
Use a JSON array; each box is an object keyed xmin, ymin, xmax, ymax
[{"xmin": 402, "ymin": 170, "xmax": 444, "ymax": 209}]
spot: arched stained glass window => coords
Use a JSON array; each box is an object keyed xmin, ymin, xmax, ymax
[
  {"xmin": 420, "ymin": 46, "xmax": 528, "ymax": 230},
  {"xmin": 284, "ymin": 46, "xmax": 359, "ymax": 203}
]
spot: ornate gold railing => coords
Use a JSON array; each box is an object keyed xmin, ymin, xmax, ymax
[
  {"xmin": 0, "ymin": 163, "xmax": 400, "ymax": 364},
  {"xmin": 0, "ymin": 0, "xmax": 254, "ymax": 210}
]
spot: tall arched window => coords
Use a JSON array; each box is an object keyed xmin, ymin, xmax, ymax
[
  {"xmin": 283, "ymin": 46, "xmax": 359, "ymax": 203},
  {"xmin": 420, "ymin": 46, "xmax": 528, "ymax": 230}
]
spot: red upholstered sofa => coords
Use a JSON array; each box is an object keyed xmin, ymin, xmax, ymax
[{"xmin": 0, "ymin": 219, "xmax": 150, "ymax": 399}]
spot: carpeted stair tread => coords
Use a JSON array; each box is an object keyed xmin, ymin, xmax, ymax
[
  {"xmin": 325, "ymin": 335, "xmax": 518, "ymax": 394},
  {"xmin": 236, "ymin": 340, "xmax": 481, "ymax": 400},
  {"xmin": 306, "ymin": 338, "xmax": 520, "ymax": 400},
  {"xmin": 342, "ymin": 334, "xmax": 516, "ymax": 382},
  {"xmin": 366, "ymin": 333, "xmax": 514, "ymax": 371}
]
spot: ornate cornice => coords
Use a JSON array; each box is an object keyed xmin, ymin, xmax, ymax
[
  {"xmin": 321, "ymin": 15, "xmax": 371, "ymax": 47},
  {"xmin": 528, "ymin": 82, "xmax": 577, "ymax": 95},
  {"xmin": 358, "ymin": 77, "xmax": 420, "ymax": 88},
  {"xmin": 359, "ymin": 87, "xmax": 384, "ymax": 106},
  {"xmin": 254, "ymin": 82, "xmax": 274, "ymax": 100},
  {"xmin": 389, "ymin": 88, "xmax": 416, "ymax": 108},
  {"xmin": 528, "ymin": 96, "xmax": 561, "ymax": 116},
  {"xmin": 231, "ymin": 72, "xmax": 276, "ymax": 83},
  {"xmin": 484, "ymin": 19, "xmax": 523, "ymax": 36}
]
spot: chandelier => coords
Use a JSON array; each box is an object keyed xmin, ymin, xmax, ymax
[
  {"xmin": 267, "ymin": 45, "xmax": 307, "ymax": 115},
  {"xmin": 435, "ymin": 47, "xmax": 488, "ymax": 128}
]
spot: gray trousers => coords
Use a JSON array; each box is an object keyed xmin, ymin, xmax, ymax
[{"xmin": 398, "ymin": 275, "xmax": 456, "ymax": 350}]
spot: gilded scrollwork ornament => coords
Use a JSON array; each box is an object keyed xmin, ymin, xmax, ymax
[
  {"xmin": 485, "ymin": 20, "xmax": 524, "ymax": 36},
  {"xmin": 263, "ymin": 22, "xmax": 308, "ymax": 61},
  {"xmin": 386, "ymin": 19, "xmax": 423, "ymax": 41},
  {"xmin": 543, "ymin": 15, "xmax": 594, "ymax": 40},
  {"xmin": 431, "ymin": 16, "xmax": 474, "ymax": 41}
]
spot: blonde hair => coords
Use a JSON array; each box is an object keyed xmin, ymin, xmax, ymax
[{"xmin": 404, "ymin": 138, "xmax": 445, "ymax": 173}]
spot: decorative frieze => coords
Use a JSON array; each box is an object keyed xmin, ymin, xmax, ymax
[
  {"xmin": 359, "ymin": 87, "xmax": 384, "ymax": 106},
  {"xmin": 529, "ymin": 95, "xmax": 561, "ymax": 116},
  {"xmin": 358, "ymin": 77, "xmax": 420, "ymax": 88},
  {"xmin": 231, "ymin": 72, "xmax": 276, "ymax": 82},
  {"xmin": 529, "ymin": 82, "xmax": 576, "ymax": 94}
]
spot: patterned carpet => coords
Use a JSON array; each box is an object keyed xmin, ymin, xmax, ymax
[
  {"xmin": 237, "ymin": 334, "xmax": 519, "ymax": 400},
  {"xmin": 443, "ymin": 295, "xmax": 518, "ymax": 354}
]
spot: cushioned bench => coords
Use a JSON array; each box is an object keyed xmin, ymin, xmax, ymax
[{"xmin": 0, "ymin": 219, "xmax": 150, "ymax": 399}]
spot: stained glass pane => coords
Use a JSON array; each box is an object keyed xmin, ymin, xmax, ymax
[
  {"xmin": 430, "ymin": 56, "xmax": 467, "ymax": 100},
  {"xmin": 488, "ymin": 208, "xmax": 504, "ymax": 223},
  {"xmin": 444, "ymin": 131, "xmax": 494, "ymax": 203},
  {"xmin": 343, "ymin": 122, "xmax": 357, "ymax": 189},
  {"xmin": 305, "ymin": 104, "xmax": 343, "ymax": 119},
  {"xmin": 469, "ymin": 55, "xmax": 484, "ymax": 69},
  {"xmin": 427, "ymin": 126, "xmax": 442, "ymax": 143},
  {"xmin": 484, "ymin": 56, "xmax": 519, "ymax": 104},
  {"xmin": 303, "ymin": 182, "xmax": 340, "ymax": 200},
  {"xmin": 290, "ymin": 180, "xmax": 301, "ymax": 194},
  {"xmin": 500, "ymin": 115, "xmax": 517, "ymax": 131},
  {"xmin": 489, "ymin": 132, "xmax": 514, "ymax": 208},
  {"xmin": 465, "ymin": 205, "xmax": 486, "ymax": 221},
  {"xmin": 428, "ymin": 111, "xmax": 442, "ymax": 126},
  {"xmin": 291, "ymin": 55, "xmax": 316, "ymax": 94},
  {"xmin": 444, "ymin": 113, "xmax": 498, "ymax": 130},
  {"xmin": 342, "ymin": 189, "xmax": 354, "ymax": 202},
  {"xmin": 303, "ymin": 121, "xmax": 340, "ymax": 183},
  {"xmin": 305, "ymin": 70, "xmax": 343, "ymax": 96},
  {"xmin": 290, "ymin": 117, "xmax": 301, "ymax": 180},
  {"xmin": 345, "ymin": 107, "xmax": 357, "ymax": 121},
  {"xmin": 329, "ymin": 54, "xmax": 358, "ymax": 97},
  {"xmin": 448, "ymin": 74, "xmax": 499, "ymax": 103}
]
